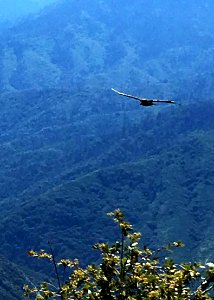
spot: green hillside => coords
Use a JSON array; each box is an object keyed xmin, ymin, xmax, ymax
[
  {"xmin": 0, "ymin": 255, "xmax": 40, "ymax": 300},
  {"xmin": 0, "ymin": 0, "xmax": 214, "ymax": 297},
  {"xmin": 1, "ymin": 129, "xmax": 214, "ymax": 268},
  {"xmin": 0, "ymin": 90, "xmax": 213, "ymax": 270},
  {"xmin": 0, "ymin": 0, "xmax": 214, "ymax": 100},
  {"xmin": 0, "ymin": 88, "xmax": 212, "ymax": 202}
]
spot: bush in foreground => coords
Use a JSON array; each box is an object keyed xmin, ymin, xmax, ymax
[{"xmin": 24, "ymin": 209, "xmax": 214, "ymax": 299}]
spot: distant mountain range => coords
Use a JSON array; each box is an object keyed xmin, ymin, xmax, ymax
[
  {"xmin": 0, "ymin": 0, "xmax": 57, "ymax": 26},
  {"xmin": 0, "ymin": 1, "xmax": 214, "ymax": 299},
  {"xmin": 0, "ymin": 0, "xmax": 214, "ymax": 100}
]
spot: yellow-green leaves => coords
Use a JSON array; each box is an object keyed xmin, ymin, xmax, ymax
[
  {"xmin": 25, "ymin": 209, "xmax": 214, "ymax": 300},
  {"xmin": 58, "ymin": 258, "xmax": 79, "ymax": 268},
  {"xmin": 27, "ymin": 250, "xmax": 52, "ymax": 260}
]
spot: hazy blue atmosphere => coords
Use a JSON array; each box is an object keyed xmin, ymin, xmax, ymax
[
  {"xmin": 0, "ymin": 0, "xmax": 213, "ymax": 298},
  {"xmin": 0, "ymin": 0, "xmax": 57, "ymax": 27}
]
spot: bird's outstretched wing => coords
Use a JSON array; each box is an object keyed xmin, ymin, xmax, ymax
[
  {"xmin": 151, "ymin": 99, "xmax": 176, "ymax": 104},
  {"xmin": 111, "ymin": 88, "xmax": 176, "ymax": 105},
  {"xmin": 111, "ymin": 88, "xmax": 146, "ymax": 102}
]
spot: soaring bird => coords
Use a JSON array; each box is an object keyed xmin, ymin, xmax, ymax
[{"xmin": 111, "ymin": 88, "xmax": 176, "ymax": 106}]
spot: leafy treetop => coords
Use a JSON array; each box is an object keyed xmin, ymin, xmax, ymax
[{"xmin": 24, "ymin": 209, "xmax": 214, "ymax": 299}]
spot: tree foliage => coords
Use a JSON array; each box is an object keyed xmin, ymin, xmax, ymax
[{"xmin": 24, "ymin": 209, "xmax": 214, "ymax": 299}]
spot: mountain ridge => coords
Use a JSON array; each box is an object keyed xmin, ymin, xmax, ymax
[
  {"xmin": 0, "ymin": 0, "xmax": 214, "ymax": 99},
  {"xmin": 0, "ymin": 1, "xmax": 214, "ymax": 297},
  {"xmin": 0, "ymin": 92, "xmax": 213, "ymax": 270}
]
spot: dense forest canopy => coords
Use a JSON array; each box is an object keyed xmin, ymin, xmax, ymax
[{"xmin": 0, "ymin": 0, "xmax": 214, "ymax": 100}]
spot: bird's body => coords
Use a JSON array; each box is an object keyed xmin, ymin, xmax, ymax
[{"xmin": 111, "ymin": 88, "xmax": 176, "ymax": 106}]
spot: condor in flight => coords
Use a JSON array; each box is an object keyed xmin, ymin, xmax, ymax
[{"xmin": 111, "ymin": 88, "xmax": 176, "ymax": 106}]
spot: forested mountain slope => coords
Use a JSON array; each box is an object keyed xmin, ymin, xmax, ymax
[
  {"xmin": 0, "ymin": 0, "xmax": 214, "ymax": 100},
  {"xmin": 0, "ymin": 0, "xmax": 214, "ymax": 297},
  {"xmin": 0, "ymin": 89, "xmax": 212, "ymax": 201},
  {"xmin": 0, "ymin": 88, "xmax": 213, "ymax": 269},
  {"xmin": 0, "ymin": 255, "xmax": 40, "ymax": 300}
]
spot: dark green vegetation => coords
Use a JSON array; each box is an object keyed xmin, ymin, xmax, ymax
[
  {"xmin": 0, "ymin": 0, "xmax": 214, "ymax": 299},
  {"xmin": 25, "ymin": 210, "xmax": 214, "ymax": 299},
  {"xmin": 0, "ymin": 0, "xmax": 214, "ymax": 100},
  {"xmin": 0, "ymin": 255, "xmax": 40, "ymax": 300},
  {"xmin": 0, "ymin": 89, "xmax": 213, "ymax": 267}
]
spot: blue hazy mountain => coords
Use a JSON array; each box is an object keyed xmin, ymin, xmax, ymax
[
  {"xmin": 0, "ymin": 0, "xmax": 57, "ymax": 27},
  {"xmin": 0, "ymin": 1, "xmax": 214, "ymax": 298},
  {"xmin": 0, "ymin": 0, "xmax": 214, "ymax": 101},
  {"xmin": 0, "ymin": 89, "xmax": 213, "ymax": 272}
]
